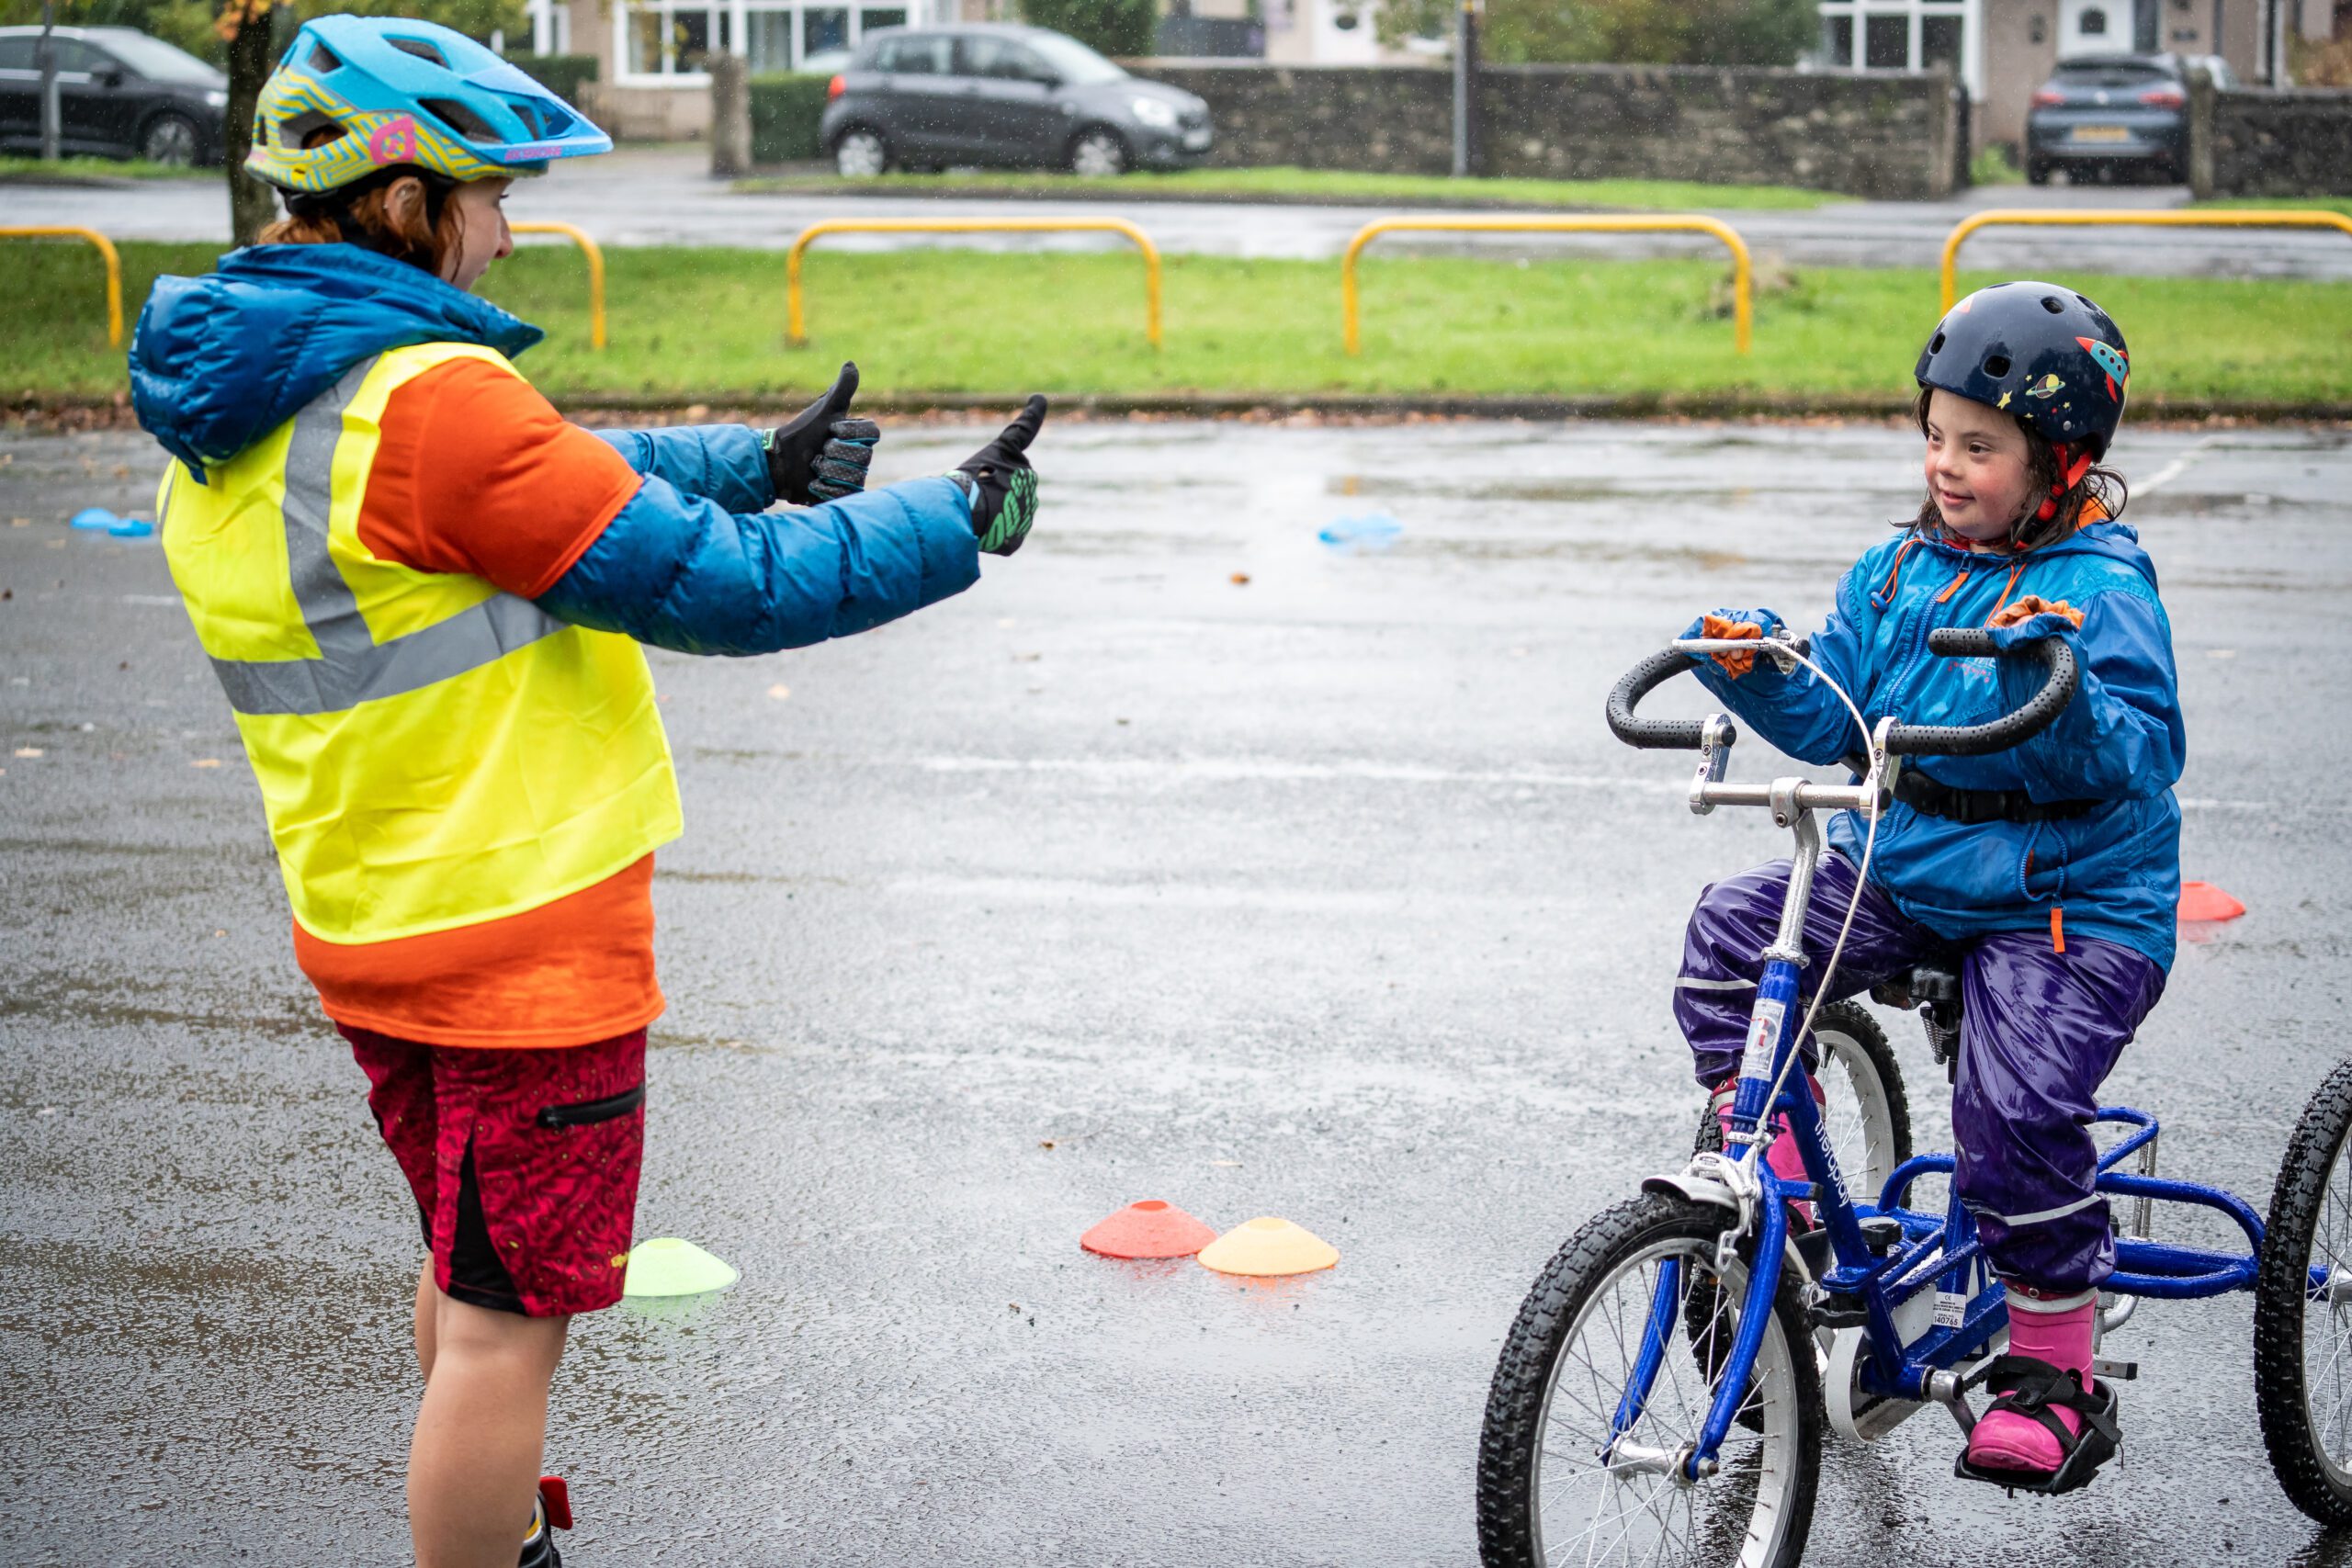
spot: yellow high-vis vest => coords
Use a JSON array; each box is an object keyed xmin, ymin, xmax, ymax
[{"xmin": 159, "ymin": 342, "xmax": 682, "ymax": 944}]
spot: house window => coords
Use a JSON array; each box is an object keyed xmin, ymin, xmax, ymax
[
  {"xmin": 1864, "ymin": 13, "xmax": 1908, "ymax": 65},
  {"xmin": 2080, "ymin": 6, "xmax": 2109, "ymax": 30},
  {"xmin": 1822, "ymin": 11, "xmax": 1855, "ymax": 64},
  {"xmin": 617, "ymin": 0, "xmax": 931, "ymax": 79}
]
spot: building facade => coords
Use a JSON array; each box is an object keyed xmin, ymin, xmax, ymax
[{"xmin": 1811, "ymin": 0, "xmax": 2324, "ymax": 151}]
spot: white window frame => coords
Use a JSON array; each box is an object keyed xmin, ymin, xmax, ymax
[
  {"xmin": 1815, "ymin": 0, "xmax": 1984, "ymax": 102},
  {"xmin": 611, "ymin": 0, "xmax": 929, "ymax": 85}
]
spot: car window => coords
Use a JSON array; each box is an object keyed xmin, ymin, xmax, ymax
[
  {"xmin": 2052, "ymin": 62, "xmax": 2169, "ymax": 87},
  {"xmin": 1025, "ymin": 31, "xmax": 1125, "ymax": 85},
  {"xmin": 958, "ymin": 35, "xmax": 1049, "ymax": 82},
  {"xmin": 90, "ymin": 30, "xmax": 223, "ymax": 84},
  {"xmin": 0, "ymin": 37, "xmax": 35, "ymax": 71},
  {"xmin": 873, "ymin": 33, "xmax": 952, "ymax": 74}
]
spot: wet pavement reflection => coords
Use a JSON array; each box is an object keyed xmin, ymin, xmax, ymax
[{"xmin": 4, "ymin": 417, "xmax": 2350, "ymax": 1563}]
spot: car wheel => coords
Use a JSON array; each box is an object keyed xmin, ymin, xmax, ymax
[
  {"xmin": 141, "ymin": 112, "xmax": 199, "ymax": 167},
  {"xmin": 1068, "ymin": 128, "xmax": 1129, "ymax": 177},
  {"xmin": 833, "ymin": 128, "xmax": 889, "ymax": 178},
  {"xmin": 2026, "ymin": 157, "xmax": 2051, "ymax": 186}
]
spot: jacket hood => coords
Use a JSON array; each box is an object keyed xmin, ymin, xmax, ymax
[
  {"xmin": 130, "ymin": 243, "xmax": 542, "ymax": 478},
  {"xmin": 1908, "ymin": 517, "xmax": 2159, "ymax": 592}
]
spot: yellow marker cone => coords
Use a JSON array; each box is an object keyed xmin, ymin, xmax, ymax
[
  {"xmin": 621, "ymin": 1236, "xmax": 738, "ymax": 1298},
  {"xmin": 1198, "ymin": 1215, "xmax": 1339, "ymax": 1278}
]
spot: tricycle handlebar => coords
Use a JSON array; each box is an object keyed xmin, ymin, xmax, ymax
[{"xmin": 1606, "ymin": 627, "xmax": 2079, "ymax": 759}]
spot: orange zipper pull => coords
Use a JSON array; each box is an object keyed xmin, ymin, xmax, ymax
[{"xmin": 2050, "ymin": 906, "xmax": 2066, "ymax": 954}]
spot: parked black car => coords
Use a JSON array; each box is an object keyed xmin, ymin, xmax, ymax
[
  {"xmin": 2024, "ymin": 51, "xmax": 2233, "ymax": 185},
  {"xmin": 0, "ymin": 25, "xmax": 227, "ymax": 165},
  {"xmin": 819, "ymin": 24, "xmax": 1212, "ymax": 177}
]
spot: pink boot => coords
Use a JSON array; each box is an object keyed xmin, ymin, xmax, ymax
[
  {"xmin": 1710, "ymin": 1075, "xmax": 1824, "ymax": 1222},
  {"xmin": 1962, "ymin": 1287, "xmax": 2116, "ymax": 1485}
]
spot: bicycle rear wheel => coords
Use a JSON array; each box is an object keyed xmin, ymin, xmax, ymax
[
  {"xmin": 2256, "ymin": 1055, "xmax": 2352, "ymax": 1526},
  {"xmin": 1476, "ymin": 1193, "xmax": 1820, "ymax": 1568}
]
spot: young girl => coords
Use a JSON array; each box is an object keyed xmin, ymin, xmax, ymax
[
  {"xmin": 129, "ymin": 17, "xmax": 1046, "ymax": 1566},
  {"xmin": 1675, "ymin": 281, "xmax": 2183, "ymax": 1489}
]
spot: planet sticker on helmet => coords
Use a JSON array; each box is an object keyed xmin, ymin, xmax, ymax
[
  {"xmin": 2025, "ymin": 373, "xmax": 2064, "ymax": 400},
  {"xmin": 2076, "ymin": 337, "xmax": 2130, "ymax": 400}
]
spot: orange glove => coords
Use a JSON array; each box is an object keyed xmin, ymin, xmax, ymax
[
  {"xmin": 1701, "ymin": 614, "xmax": 1764, "ymax": 677},
  {"xmin": 1988, "ymin": 595, "xmax": 2086, "ymax": 631}
]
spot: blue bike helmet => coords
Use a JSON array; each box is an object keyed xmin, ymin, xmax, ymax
[
  {"xmin": 1915, "ymin": 280, "xmax": 2131, "ymax": 459},
  {"xmin": 248, "ymin": 15, "xmax": 610, "ymax": 195}
]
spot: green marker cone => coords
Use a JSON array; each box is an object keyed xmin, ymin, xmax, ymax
[{"xmin": 621, "ymin": 1236, "xmax": 738, "ymax": 1298}]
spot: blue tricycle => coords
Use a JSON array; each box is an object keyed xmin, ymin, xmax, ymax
[{"xmin": 1475, "ymin": 627, "xmax": 2352, "ymax": 1566}]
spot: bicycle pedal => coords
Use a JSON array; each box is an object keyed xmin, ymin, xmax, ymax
[{"xmin": 2091, "ymin": 1357, "xmax": 2138, "ymax": 1382}]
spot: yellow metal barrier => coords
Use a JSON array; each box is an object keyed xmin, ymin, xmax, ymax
[
  {"xmin": 3, "ymin": 225, "xmax": 123, "ymax": 347},
  {"xmin": 786, "ymin": 217, "xmax": 1162, "ymax": 349},
  {"xmin": 510, "ymin": 221, "xmax": 607, "ymax": 350},
  {"xmin": 1341, "ymin": 215, "xmax": 1753, "ymax": 356},
  {"xmin": 1940, "ymin": 208, "xmax": 2352, "ymax": 312}
]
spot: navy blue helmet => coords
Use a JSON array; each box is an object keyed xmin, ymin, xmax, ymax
[{"xmin": 1915, "ymin": 280, "xmax": 2131, "ymax": 457}]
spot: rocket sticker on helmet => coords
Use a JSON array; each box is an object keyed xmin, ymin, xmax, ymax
[{"xmin": 2077, "ymin": 337, "xmax": 2129, "ymax": 401}]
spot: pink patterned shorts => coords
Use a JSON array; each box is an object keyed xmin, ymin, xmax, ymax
[{"xmin": 344, "ymin": 1024, "xmax": 647, "ymax": 1318}]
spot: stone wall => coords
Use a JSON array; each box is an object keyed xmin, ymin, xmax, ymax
[
  {"xmin": 1134, "ymin": 61, "xmax": 1962, "ymax": 198},
  {"xmin": 2188, "ymin": 79, "xmax": 2352, "ymax": 197}
]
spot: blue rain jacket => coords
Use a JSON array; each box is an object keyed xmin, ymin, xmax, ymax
[
  {"xmin": 1686, "ymin": 521, "xmax": 2185, "ymax": 970},
  {"xmin": 130, "ymin": 243, "xmax": 979, "ymax": 655}
]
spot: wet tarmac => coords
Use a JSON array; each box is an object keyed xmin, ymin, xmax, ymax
[{"xmin": 5, "ymin": 417, "xmax": 2352, "ymax": 1566}]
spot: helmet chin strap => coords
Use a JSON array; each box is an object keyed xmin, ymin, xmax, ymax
[{"xmin": 2030, "ymin": 442, "xmax": 2099, "ymax": 526}]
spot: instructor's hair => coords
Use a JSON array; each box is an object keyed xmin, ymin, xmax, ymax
[
  {"xmin": 255, "ymin": 125, "xmax": 463, "ymax": 276},
  {"xmin": 1906, "ymin": 385, "xmax": 2128, "ymax": 549}
]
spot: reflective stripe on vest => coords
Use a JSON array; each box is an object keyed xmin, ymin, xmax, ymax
[
  {"xmin": 160, "ymin": 341, "xmax": 682, "ymax": 945},
  {"xmin": 202, "ymin": 357, "xmax": 568, "ymax": 716}
]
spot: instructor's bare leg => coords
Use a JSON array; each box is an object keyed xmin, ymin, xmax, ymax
[
  {"xmin": 414, "ymin": 1259, "xmax": 438, "ymax": 1382},
  {"xmin": 410, "ymin": 1286, "xmax": 569, "ymax": 1568}
]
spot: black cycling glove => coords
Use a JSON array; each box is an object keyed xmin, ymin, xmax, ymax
[
  {"xmin": 947, "ymin": 395, "xmax": 1047, "ymax": 557},
  {"xmin": 764, "ymin": 361, "xmax": 879, "ymax": 505}
]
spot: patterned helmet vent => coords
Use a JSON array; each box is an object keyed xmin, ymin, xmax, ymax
[
  {"xmin": 308, "ymin": 41, "xmax": 342, "ymax": 72},
  {"xmin": 421, "ymin": 96, "xmax": 499, "ymax": 141}
]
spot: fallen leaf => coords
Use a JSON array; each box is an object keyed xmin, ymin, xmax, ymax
[
  {"xmin": 11, "ymin": 748, "xmax": 40, "ymax": 759},
  {"xmin": 1229, "ymin": 571, "xmax": 1250, "ymax": 585},
  {"xmin": 1038, "ymin": 1139, "xmax": 1055, "ymax": 1150},
  {"xmin": 8, "ymin": 517, "xmax": 28, "ymax": 528},
  {"xmin": 190, "ymin": 758, "xmax": 222, "ymax": 769},
  {"xmin": 766, "ymin": 682, "xmax": 791, "ymax": 700}
]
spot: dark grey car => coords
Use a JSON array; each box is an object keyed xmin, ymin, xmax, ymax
[
  {"xmin": 0, "ymin": 25, "xmax": 227, "ymax": 165},
  {"xmin": 818, "ymin": 24, "xmax": 1212, "ymax": 176},
  {"xmin": 2023, "ymin": 52, "xmax": 2232, "ymax": 185}
]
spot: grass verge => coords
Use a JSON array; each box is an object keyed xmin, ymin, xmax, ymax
[
  {"xmin": 2188, "ymin": 196, "xmax": 2352, "ymax": 219},
  {"xmin": 7, "ymin": 240, "xmax": 2348, "ymax": 410},
  {"xmin": 734, "ymin": 164, "xmax": 1851, "ymax": 212},
  {"xmin": 0, "ymin": 154, "xmax": 213, "ymax": 182}
]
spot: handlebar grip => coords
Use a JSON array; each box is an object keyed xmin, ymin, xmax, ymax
[
  {"xmin": 1607, "ymin": 648, "xmax": 1715, "ymax": 750},
  {"xmin": 1881, "ymin": 630, "xmax": 2080, "ymax": 757}
]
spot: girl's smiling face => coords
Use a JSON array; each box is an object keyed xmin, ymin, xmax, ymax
[{"xmin": 1922, "ymin": 388, "xmax": 2036, "ymax": 546}]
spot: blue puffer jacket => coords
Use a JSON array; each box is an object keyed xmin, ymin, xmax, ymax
[
  {"xmin": 1686, "ymin": 521, "xmax": 2185, "ymax": 969},
  {"xmin": 130, "ymin": 243, "xmax": 979, "ymax": 655}
]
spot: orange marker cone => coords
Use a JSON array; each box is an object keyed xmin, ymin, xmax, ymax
[
  {"xmin": 2179, "ymin": 881, "xmax": 2245, "ymax": 922},
  {"xmin": 1080, "ymin": 1200, "xmax": 1218, "ymax": 1259},
  {"xmin": 1198, "ymin": 1215, "xmax": 1339, "ymax": 1278}
]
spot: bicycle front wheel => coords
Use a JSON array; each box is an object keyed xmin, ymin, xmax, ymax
[
  {"xmin": 1476, "ymin": 1193, "xmax": 1821, "ymax": 1568},
  {"xmin": 2256, "ymin": 1055, "xmax": 2352, "ymax": 1526}
]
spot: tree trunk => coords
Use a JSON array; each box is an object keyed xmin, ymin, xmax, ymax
[{"xmin": 224, "ymin": 3, "xmax": 279, "ymax": 246}]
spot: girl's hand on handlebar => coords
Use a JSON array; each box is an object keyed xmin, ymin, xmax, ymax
[
  {"xmin": 1681, "ymin": 610, "xmax": 1784, "ymax": 678},
  {"xmin": 1988, "ymin": 595, "xmax": 2086, "ymax": 632}
]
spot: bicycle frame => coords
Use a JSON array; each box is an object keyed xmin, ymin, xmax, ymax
[{"xmin": 1616, "ymin": 792, "xmax": 2278, "ymax": 1483}]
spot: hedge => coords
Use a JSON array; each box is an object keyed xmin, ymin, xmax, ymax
[
  {"xmin": 750, "ymin": 73, "xmax": 833, "ymax": 164},
  {"xmin": 508, "ymin": 53, "xmax": 599, "ymax": 112}
]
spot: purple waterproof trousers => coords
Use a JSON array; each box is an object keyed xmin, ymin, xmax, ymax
[{"xmin": 1677, "ymin": 855, "xmax": 2165, "ymax": 1294}]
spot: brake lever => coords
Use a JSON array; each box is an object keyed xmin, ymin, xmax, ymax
[{"xmin": 1690, "ymin": 714, "xmax": 1736, "ymax": 816}]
